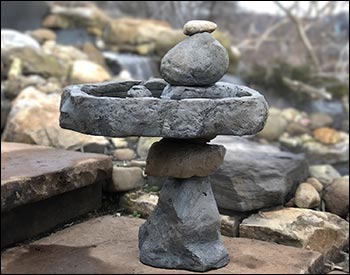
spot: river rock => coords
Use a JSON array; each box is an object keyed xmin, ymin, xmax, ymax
[
  {"xmin": 210, "ymin": 136, "xmax": 308, "ymax": 212},
  {"xmin": 240, "ymin": 208, "xmax": 349, "ymax": 261},
  {"xmin": 137, "ymin": 137, "xmax": 162, "ymax": 159},
  {"xmin": 183, "ymin": 20, "xmax": 217, "ymax": 36},
  {"xmin": 307, "ymin": 177, "xmax": 323, "ymax": 193},
  {"xmin": 113, "ymin": 148, "xmax": 136, "ymax": 161},
  {"xmin": 309, "ymin": 164, "xmax": 341, "ymax": 187},
  {"xmin": 160, "ymin": 32, "xmax": 229, "ymax": 86},
  {"xmin": 1, "ymin": 29, "xmax": 40, "ymax": 51},
  {"xmin": 146, "ymin": 139, "xmax": 225, "ymax": 178},
  {"xmin": 139, "ymin": 177, "xmax": 229, "ymax": 272},
  {"xmin": 313, "ymin": 127, "xmax": 342, "ymax": 144},
  {"xmin": 323, "ymin": 178, "xmax": 349, "ymax": 218},
  {"xmin": 309, "ymin": 112, "xmax": 333, "ymax": 130},
  {"xmin": 161, "ymin": 82, "xmax": 249, "ymax": 99},
  {"xmin": 294, "ymin": 182, "xmax": 321, "ymax": 209},
  {"xmin": 144, "ymin": 78, "xmax": 168, "ymax": 97},
  {"xmin": 29, "ymin": 28, "xmax": 56, "ymax": 44},
  {"xmin": 105, "ymin": 166, "xmax": 144, "ymax": 192},
  {"xmin": 258, "ymin": 109, "xmax": 288, "ymax": 141}
]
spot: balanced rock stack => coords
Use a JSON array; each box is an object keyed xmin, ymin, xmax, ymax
[{"xmin": 138, "ymin": 20, "xmax": 230, "ymax": 272}]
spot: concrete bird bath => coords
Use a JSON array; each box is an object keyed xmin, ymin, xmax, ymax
[{"xmin": 60, "ymin": 20, "xmax": 268, "ymax": 272}]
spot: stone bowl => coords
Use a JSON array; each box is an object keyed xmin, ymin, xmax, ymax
[{"xmin": 59, "ymin": 80, "xmax": 268, "ymax": 139}]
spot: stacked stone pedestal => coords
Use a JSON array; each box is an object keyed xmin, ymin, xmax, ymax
[{"xmin": 139, "ymin": 139, "xmax": 229, "ymax": 272}]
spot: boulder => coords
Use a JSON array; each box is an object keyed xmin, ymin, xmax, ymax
[
  {"xmin": 210, "ymin": 136, "xmax": 308, "ymax": 212},
  {"xmin": 2, "ymin": 87, "xmax": 109, "ymax": 151},
  {"xmin": 160, "ymin": 32, "xmax": 229, "ymax": 86},
  {"xmin": 307, "ymin": 177, "xmax": 323, "ymax": 193},
  {"xmin": 240, "ymin": 207, "xmax": 349, "ymax": 260},
  {"xmin": 323, "ymin": 178, "xmax": 349, "ymax": 218}
]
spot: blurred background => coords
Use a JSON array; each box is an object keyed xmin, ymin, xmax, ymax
[{"xmin": 1, "ymin": 1, "xmax": 349, "ymax": 174}]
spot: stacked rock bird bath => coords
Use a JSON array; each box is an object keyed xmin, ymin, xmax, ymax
[{"xmin": 59, "ymin": 20, "xmax": 268, "ymax": 272}]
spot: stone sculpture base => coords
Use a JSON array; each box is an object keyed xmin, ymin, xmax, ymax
[{"xmin": 138, "ymin": 177, "xmax": 229, "ymax": 272}]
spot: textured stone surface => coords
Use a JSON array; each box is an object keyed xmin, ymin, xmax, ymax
[
  {"xmin": 2, "ymin": 87, "xmax": 110, "ymax": 151},
  {"xmin": 139, "ymin": 177, "xmax": 229, "ymax": 272},
  {"xmin": 161, "ymin": 82, "xmax": 250, "ymax": 99},
  {"xmin": 144, "ymin": 78, "xmax": 168, "ymax": 97},
  {"xmin": 294, "ymin": 183, "xmax": 321, "ymax": 209},
  {"xmin": 127, "ymin": 85, "xmax": 152, "ymax": 98},
  {"xmin": 240, "ymin": 207, "xmax": 349, "ymax": 260},
  {"xmin": 323, "ymin": 178, "xmax": 349, "ymax": 218},
  {"xmin": 309, "ymin": 164, "xmax": 341, "ymax": 187},
  {"xmin": 210, "ymin": 136, "xmax": 308, "ymax": 212},
  {"xmin": 183, "ymin": 20, "xmax": 217, "ymax": 35},
  {"xmin": 105, "ymin": 166, "xmax": 144, "ymax": 192},
  {"xmin": 1, "ymin": 142, "xmax": 112, "ymax": 212},
  {"xmin": 145, "ymin": 139, "xmax": 226, "ymax": 178},
  {"xmin": 59, "ymin": 82, "xmax": 268, "ymax": 138},
  {"xmin": 220, "ymin": 215, "xmax": 243, "ymax": 237},
  {"xmin": 0, "ymin": 216, "xmax": 324, "ymax": 274},
  {"xmin": 113, "ymin": 148, "xmax": 136, "ymax": 160},
  {"xmin": 160, "ymin": 33, "xmax": 228, "ymax": 86}
]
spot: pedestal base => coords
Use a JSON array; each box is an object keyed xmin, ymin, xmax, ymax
[{"xmin": 138, "ymin": 177, "xmax": 229, "ymax": 272}]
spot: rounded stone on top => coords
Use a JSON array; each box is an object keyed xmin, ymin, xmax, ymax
[
  {"xmin": 183, "ymin": 20, "xmax": 217, "ymax": 36},
  {"xmin": 160, "ymin": 32, "xmax": 229, "ymax": 86}
]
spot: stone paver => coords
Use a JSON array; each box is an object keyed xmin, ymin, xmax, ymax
[{"xmin": 1, "ymin": 215, "xmax": 323, "ymax": 274}]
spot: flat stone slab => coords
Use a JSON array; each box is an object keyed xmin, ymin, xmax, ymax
[
  {"xmin": 1, "ymin": 216, "xmax": 323, "ymax": 274},
  {"xmin": 59, "ymin": 81, "xmax": 268, "ymax": 138},
  {"xmin": 1, "ymin": 142, "xmax": 112, "ymax": 212}
]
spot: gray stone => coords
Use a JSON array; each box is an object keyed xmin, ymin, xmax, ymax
[
  {"xmin": 210, "ymin": 136, "xmax": 308, "ymax": 212},
  {"xmin": 144, "ymin": 78, "xmax": 168, "ymax": 97},
  {"xmin": 145, "ymin": 139, "xmax": 226, "ymax": 178},
  {"xmin": 161, "ymin": 82, "xmax": 250, "ymax": 99},
  {"xmin": 105, "ymin": 166, "xmax": 144, "ymax": 192},
  {"xmin": 309, "ymin": 164, "xmax": 341, "ymax": 187},
  {"xmin": 286, "ymin": 122, "xmax": 310, "ymax": 136},
  {"xmin": 160, "ymin": 33, "xmax": 229, "ymax": 86},
  {"xmin": 0, "ymin": 216, "xmax": 324, "ymax": 274},
  {"xmin": 139, "ymin": 177, "xmax": 229, "ymax": 272},
  {"xmin": 183, "ymin": 20, "xmax": 217, "ymax": 36},
  {"xmin": 323, "ymin": 178, "xmax": 349, "ymax": 218},
  {"xmin": 294, "ymin": 182, "xmax": 321, "ymax": 209},
  {"xmin": 60, "ymin": 82, "xmax": 268, "ymax": 139},
  {"xmin": 127, "ymin": 85, "xmax": 152, "ymax": 98},
  {"xmin": 1, "ymin": 142, "xmax": 112, "ymax": 212},
  {"xmin": 240, "ymin": 208, "xmax": 349, "ymax": 261},
  {"xmin": 80, "ymin": 80, "xmax": 142, "ymax": 97}
]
